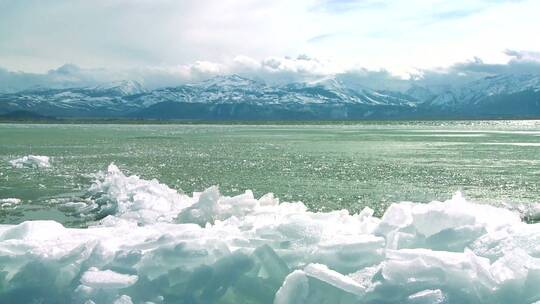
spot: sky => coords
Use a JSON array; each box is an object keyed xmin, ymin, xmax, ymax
[{"xmin": 0, "ymin": 0, "xmax": 540, "ymax": 91}]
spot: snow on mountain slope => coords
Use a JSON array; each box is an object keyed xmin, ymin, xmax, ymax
[
  {"xmin": 428, "ymin": 74, "xmax": 540, "ymax": 108},
  {"xmin": 0, "ymin": 81, "xmax": 148, "ymax": 116},
  {"xmin": 135, "ymin": 75, "xmax": 292, "ymax": 107},
  {"xmin": 132, "ymin": 75, "xmax": 417, "ymax": 109},
  {"xmin": 1, "ymin": 74, "xmax": 540, "ymax": 119},
  {"xmin": 405, "ymin": 85, "xmax": 436, "ymax": 103},
  {"xmin": 92, "ymin": 80, "xmax": 147, "ymax": 96}
]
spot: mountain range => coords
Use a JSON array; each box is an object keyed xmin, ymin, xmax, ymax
[{"xmin": 1, "ymin": 74, "xmax": 540, "ymax": 120}]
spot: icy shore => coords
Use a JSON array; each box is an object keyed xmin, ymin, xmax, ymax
[{"xmin": 0, "ymin": 164, "xmax": 539, "ymax": 303}]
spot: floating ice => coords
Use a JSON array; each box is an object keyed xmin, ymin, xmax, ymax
[
  {"xmin": 9, "ymin": 155, "xmax": 51, "ymax": 168},
  {"xmin": 0, "ymin": 198, "xmax": 21, "ymax": 208},
  {"xmin": 0, "ymin": 164, "xmax": 539, "ymax": 303},
  {"xmin": 86, "ymin": 163, "xmax": 192, "ymax": 224}
]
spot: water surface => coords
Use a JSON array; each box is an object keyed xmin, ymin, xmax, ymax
[{"xmin": 1, "ymin": 120, "xmax": 539, "ymax": 226}]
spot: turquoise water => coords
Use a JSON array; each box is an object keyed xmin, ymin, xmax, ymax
[{"xmin": 1, "ymin": 121, "xmax": 540, "ymax": 226}]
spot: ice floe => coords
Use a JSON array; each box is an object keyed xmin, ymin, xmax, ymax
[
  {"xmin": 9, "ymin": 155, "xmax": 51, "ymax": 168},
  {"xmin": 0, "ymin": 198, "xmax": 21, "ymax": 208},
  {"xmin": 0, "ymin": 164, "xmax": 539, "ymax": 303}
]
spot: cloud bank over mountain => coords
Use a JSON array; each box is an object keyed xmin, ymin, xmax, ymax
[
  {"xmin": 1, "ymin": 0, "xmax": 539, "ymax": 93},
  {"xmin": 1, "ymin": 50, "xmax": 540, "ymax": 93}
]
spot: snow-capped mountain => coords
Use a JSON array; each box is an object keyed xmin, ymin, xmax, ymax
[
  {"xmin": 405, "ymin": 85, "xmax": 436, "ymax": 103},
  {"xmin": 91, "ymin": 80, "xmax": 147, "ymax": 96},
  {"xmin": 428, "ymin": 74, "xmax": 540, "ymax": 107},
  {"xmin": 0, "ymin": 80, "xmax": 148, "ymax": 117},
  {"xmin": 420, "ymin": 74, "xmax": 540, "ymax": 117},
  {"xmin": 1, "ymin": 73, "xmax": 540, "ymax": 119},
  {"xmin": 134, "ymin": 74, "xmax": 416, "ymax": 108},
  {"xmin": 135, "ymin": 75, "xmax": 291, "ymax": 108},
  {"xmin": 284, "ymin": 77, "xmax": 415, "ymax": 106},
  {"xmin": 131, "ymin": 75, "xmax": 420, "ymax": 119}
]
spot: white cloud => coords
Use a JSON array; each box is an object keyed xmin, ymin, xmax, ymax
[
  {"xmin": 0, "ymin": 0, "xmax": 538, "ymax": 76},
  {"xmin": 3, "ymin": 50, "xmax": 540, "ymax": 93},
  {"xmin": 504, "ymin": 49, "xmax": 540, "ymax": 62}
]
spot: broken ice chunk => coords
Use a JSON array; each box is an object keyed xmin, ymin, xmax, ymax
[
  {"xmin": 0, "ymin": 220, "xmax": 66, "ymax": 241},
  {"xmin": 0, "ymin": 198, "xmax": 21, "ymax": 208},
  {"xmin": 314, "ymin": 235, "xmax": 385, "ymax": 273},
  {"xmin": 381, "ymin": 248, "xmax": 495, "ymax": 301},
  {"xmin": 275, "ymin": 264, "xmax": 365, "ymax": 304},
  {"xmin": 252, "ymin": 244, "xmax": 290, "ymax": 282},
  {"xmin": 9, "ymin": 155, "xmax": 51, "ymax": 168},
  {"xmin": 406, "ymin": 289, "xmax": 446, "ymax": 304},
  {"xmin": 274, "ymin": 270, "xmax": 309, "ymax": 304},
  {"xmin": 177, "ymin": 186, "xmax": 220, "ymax": 226},
  {"xmin": 80, "ymin": 268, "xmax": 138, "ymax": 289},
  {"xmin": 113, "ymin": 295, "xmax": 133, "ymax": 304}
]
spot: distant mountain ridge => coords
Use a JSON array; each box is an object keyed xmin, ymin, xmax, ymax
[
  {"xmin": 420, "ymin": 74, "xmax": 540, "ymax": 118},
  {"xmin": 1, "ymin": 74, "xmax": 540, "ymax": 119}
]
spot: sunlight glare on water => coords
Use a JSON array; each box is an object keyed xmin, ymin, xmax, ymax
[{"xmin": 1, "ymin": 120, "xmax": 540, "ymax": 226}]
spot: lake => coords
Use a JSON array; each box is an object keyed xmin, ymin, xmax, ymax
[{"xmin": 1, "ymin": 120, "xmax": 540, "ymax": 226}]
